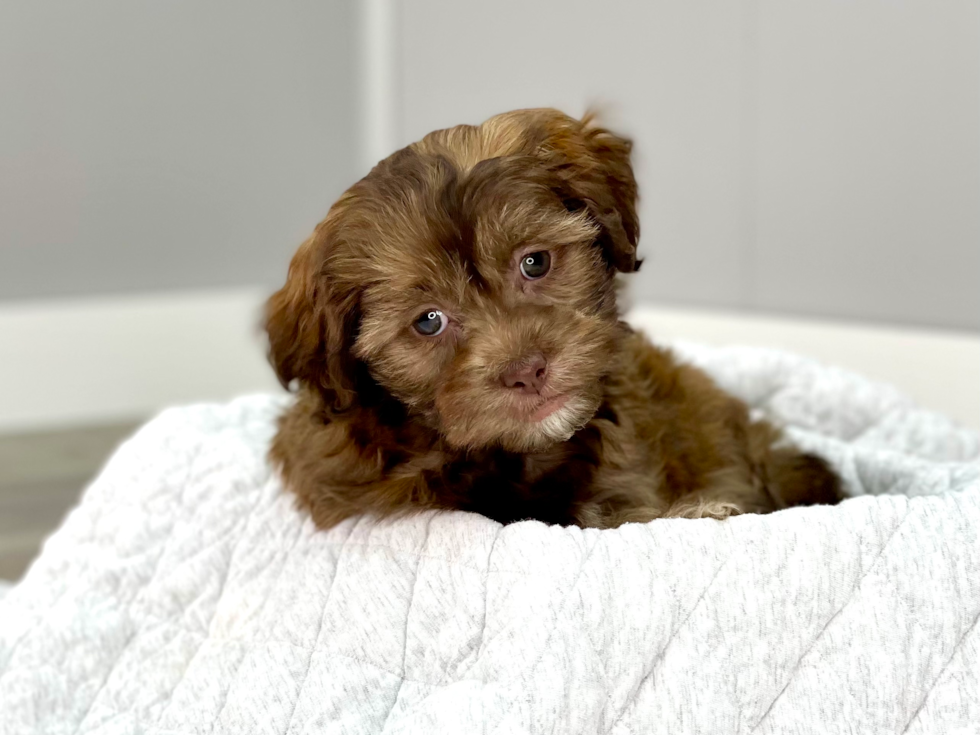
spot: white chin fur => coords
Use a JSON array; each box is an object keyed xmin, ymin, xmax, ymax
[{"xmin": 534, "ymin": 396, "xmax": 592, "ymax": 444}]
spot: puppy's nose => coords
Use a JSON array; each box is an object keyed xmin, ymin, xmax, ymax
[{"xmin": 500, "ymin": 354, "xmax": 548, "ymax": 395}]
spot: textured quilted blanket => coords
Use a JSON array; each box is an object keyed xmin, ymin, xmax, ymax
[{"xmin": 1, "ymin": 342, "xmax": 978, "ymax": 734}]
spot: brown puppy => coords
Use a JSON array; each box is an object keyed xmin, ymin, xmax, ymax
[{"xmin": 265, "ymin": 108, "xmax": 841, "ymax": 529}]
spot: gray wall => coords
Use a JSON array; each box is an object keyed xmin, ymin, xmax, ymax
[
  {"xmin": 397, "ymin": 0, "xmax": 980, "ymax": 331},
  {"xmin": 2, "ymin": 1, "xmax": 977, "ymax": 333},
  {"xmin": 0, "ymin": 1, "xmax": 358, "ymax": 301}
]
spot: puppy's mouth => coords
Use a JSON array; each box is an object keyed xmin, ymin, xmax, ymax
[
  {"xmin": 526, "ymin": 394, "xmax": 569, "ymax": 422},
  {"xmin": 504, "ymin": 387, "xmax": 599, "ymax": 450}
]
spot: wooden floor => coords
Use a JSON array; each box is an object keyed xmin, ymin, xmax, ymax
[{"xmin": 0, "ymin": 421, "xmax": 141, "ymax": 582}]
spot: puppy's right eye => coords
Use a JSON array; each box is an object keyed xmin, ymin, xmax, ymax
[
  {"xmin": 519, "ymin": 251, "xmax": 551, "ymax": 279},
  {"xmin": 413, "ymin": 309, "xmax": 447, "ymax": 336}
]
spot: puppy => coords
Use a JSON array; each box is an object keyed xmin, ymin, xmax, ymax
[{"xmin": 265, "ymin": 108, "xmax": 841, "ymax": 529}]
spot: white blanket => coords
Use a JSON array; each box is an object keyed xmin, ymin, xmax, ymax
[{"xmin": 1, "ymin": 343, "xmax": 978, "ymax": 734}]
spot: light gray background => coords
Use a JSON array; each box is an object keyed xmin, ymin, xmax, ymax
[
  {"xmin": 2, "ymin": 0, "xmax": 978, "ymax": 331},
  {"xmin": 0, "ymin": 1, "xmax": 358, "ymax": 300}
]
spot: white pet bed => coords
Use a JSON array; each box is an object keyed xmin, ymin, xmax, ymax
[{"xmin": 1, "ymin": 342, "xmax": 978, "ymax": 734}]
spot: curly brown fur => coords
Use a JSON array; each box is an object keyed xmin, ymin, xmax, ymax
[{"xmin": 265, "ymin": 108, "xmax": 842, "ymax": 529}]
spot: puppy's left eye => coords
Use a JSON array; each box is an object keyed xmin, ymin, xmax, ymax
[
  {"xmin": 520, "ymin": 251, "xmax": 551, "ymax": 279},
  {"xmin": 414, "ymin": 309, "xmax": 447, "ymax": 336}
]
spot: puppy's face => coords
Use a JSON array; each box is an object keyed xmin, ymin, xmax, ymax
[
  {"xmin": 353, "ymin": 161, "xmax": 620, "ymax": 451},
  {"xmin": 266, "ymin": 109, "xmax": 640, "ymax": 452}
]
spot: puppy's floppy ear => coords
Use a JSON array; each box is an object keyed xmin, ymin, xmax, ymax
[
  {"xmin": 536, "ymin": 110, "xmax": 640, "ymax": 273},
  {"xmin": 264, "ymin": 226, "xmax": 360, "ymax": 412}
]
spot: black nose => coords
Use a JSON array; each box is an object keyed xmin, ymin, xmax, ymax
[{"xmin": 500, "ymin": 354, "xmax": 548, "ymax": 395}]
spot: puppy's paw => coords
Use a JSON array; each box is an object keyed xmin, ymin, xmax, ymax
[{"xmin": 666, "ymin": 499, "xmax": 742, "ymax": 521}]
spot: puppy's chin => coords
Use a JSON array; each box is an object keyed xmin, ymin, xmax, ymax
[{"xmin": 439, "ymin": 391, "xmax": 601, "ymax": 453}]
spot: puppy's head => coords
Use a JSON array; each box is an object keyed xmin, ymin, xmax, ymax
[{"xmin": 266, "ymin": 109, "xmax": 639, "ymax": 452}]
